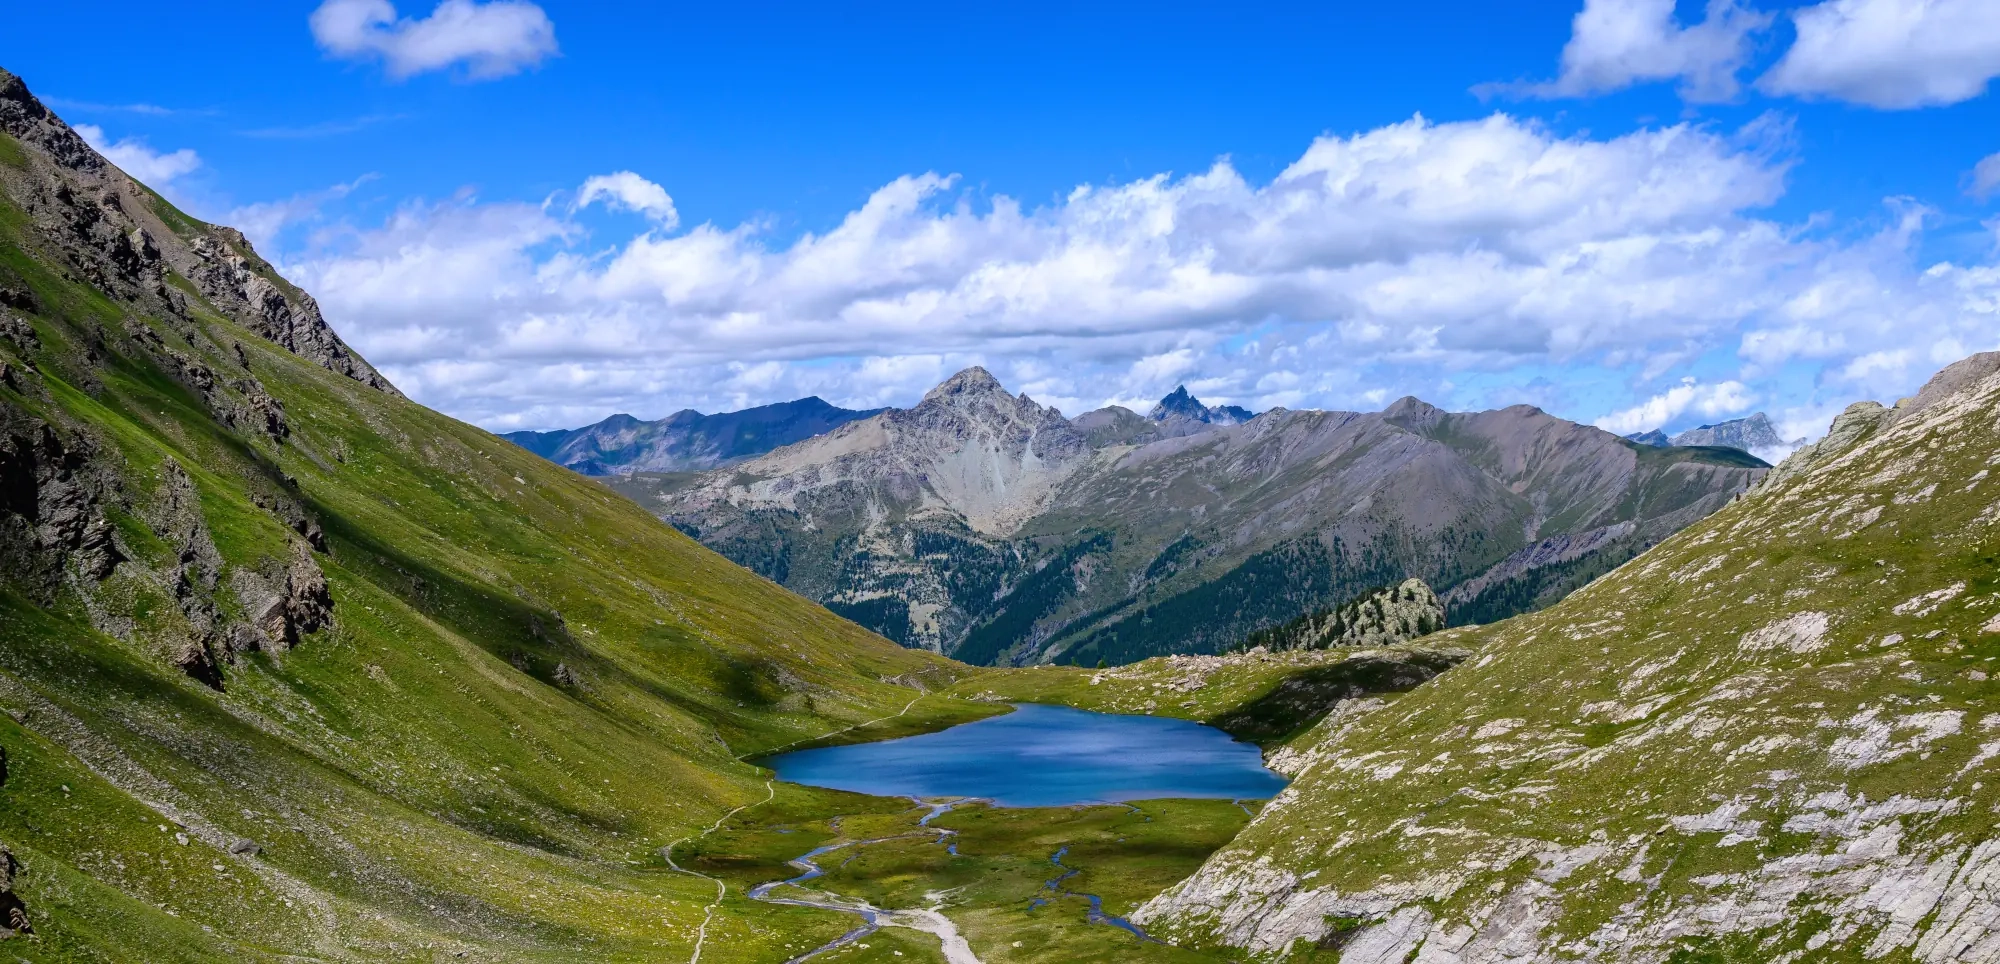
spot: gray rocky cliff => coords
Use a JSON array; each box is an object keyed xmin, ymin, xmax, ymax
[{"xmin": 0, "ymin": 69, "xmax": 397, "ymax": 396}]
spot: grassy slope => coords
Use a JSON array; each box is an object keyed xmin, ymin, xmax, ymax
[
  {"xmin": 1134, "ymin": 366, "xmax": 2000, "ymax": 961},
  {"xmin": 680, "ymin": 783, "xmax": 1258, "ymax": 964},
  {"xmin": 0, "ymin": 156, "xmax": 993, "ymax": 961}
]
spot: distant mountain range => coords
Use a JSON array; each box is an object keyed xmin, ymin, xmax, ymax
[
  {"xmin": 1623, "ymin": 411, "xmax": 1805, "ymax": 459},
  {"xmin": 610, "ymin": 369, "xmax": 1769, "ymax": 665},
  {"xmin": 502, "ymin": 396, "xmax": 885, "ymax": 475},
  {"xmin": 506, "ymin": 384, "xmax": 1259, "ymax": 475}
]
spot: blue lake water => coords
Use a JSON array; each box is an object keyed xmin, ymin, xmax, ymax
[{"xmin": 765, "ymin": 703, "xmax": 1289, "ymax": 807}]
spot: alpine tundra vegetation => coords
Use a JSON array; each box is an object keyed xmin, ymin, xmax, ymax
[
  {"xmin": 1133, "ymin": 352, "xmax": 2000, "ymax": 962},
  {"xmin": 5, "ymin": 16, "xmax": 2000, "ymax": 963}
]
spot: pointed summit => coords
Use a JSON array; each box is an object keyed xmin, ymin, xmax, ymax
[
  {"xmin": 923, "ymin": 366, "xmax": 1007, "ymax": 403},
  {"xmin": 1148, "ymin": 385, "xmax": 1206, "ymax": 421},
  {"xmin": 1146, "ymin": 385, "xmax": 1256, "ymax": 428},
  {"xmin": 1381, "ymin": 395, "xmax": 1447, "ymax": 433}
]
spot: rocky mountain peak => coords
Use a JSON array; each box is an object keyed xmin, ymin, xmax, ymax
[
  {"xmin": 0, "ymin": 69, "xmax": 102, "ymax": 175},
  {"xmin": 1380, "ymin": 395, "xmax": 1446, "ymax": 431},
  {"xmin": 910, "ymin": 366, "xmax": 1066, "ymax": 432},
  {"xmin": 1148, "ymin": 385, "xmax": 1205, "ymax": 420},
  {"xmin": 1146, "ymin": 385, "xmax": 1254, "ymax": 429},
  {"xmin": 923, "ymin": 366, "xmax": 1007, "ymax": 403},
  {"xmin": 1666, "ymin": 412, "xmax": 1800, "ymax": 457}
]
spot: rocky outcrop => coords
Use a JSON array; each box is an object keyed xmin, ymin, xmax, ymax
[
  {"xmin": 1242, "ymin": 579, "xmax": 1444, "ymax": 651},
  {"xmin": 180, "ymin": 231, "xmax": 399, "ymax": 395},
  {"xmin": 0, "ymin": 418, "xmax": 121, "ymax": 594},
  {"xmin": 0, "ymin": 846, "xmax": 27, "ymax": 936},
  {"xmin": 244, "ymin": 543, "xmax": 332, "ymax": 651},
  {"xmin": 1760, "ymin": 400, "xmax": 1891, "ymax": 489},
  {"xmin": 1894, "ymin": 351, "xmax": 2000, "ymax": 422},
  {"xmin": 0, "ymin": 69, "xmax": 397, "ymax": 396},
  {"xmin": 151, "ymin": 460, "xmax": 232, "ymax": 685}
]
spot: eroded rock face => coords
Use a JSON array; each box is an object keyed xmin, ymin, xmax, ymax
[
  {"xmin": 0, "ymin": 846, "xmax": 29, "ymax": 936},
  {"xmin": 181, "ymin": 232, "xmax": 399, "ymax": 396},
  {"xmin": 0, "ymin": 419, "xmax": 121, "ymax": 594},
  {"xmin": 649, "ymin": 369, "xmax": 1764, "ymax": 663},
  {"xmin": 0, "ymin": 69, "xmax": 397, "ymax": 396},
  {"xmin": 149, "ymin": 459, "xmax": 234, "ymax": 687},
  {"xmin": 241, "ymin": 543, "xmax": 332, "ymax": 651},
  {"xmin": 1138, "ymin": 354, "xmax": 2000, "ymax": 961}
]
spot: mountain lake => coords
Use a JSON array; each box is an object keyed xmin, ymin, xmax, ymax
[{"xmin": 765, "ymin": 702, "xmax": 1289, "ymax": 806}]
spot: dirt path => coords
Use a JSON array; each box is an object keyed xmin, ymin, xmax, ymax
[
  {"xmin": 669, "ymin": 693, "xmax": 933, "ymax": 963},
  {"xmin": 747, "ymin": 799, "xmax": 982, "ymax": 964}
]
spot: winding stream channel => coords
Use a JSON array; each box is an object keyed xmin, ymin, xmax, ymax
[
  {"xmin": 743, "ymin": 703, "xmax": 1287, "ymax": 962},
  {"xmin": 746, "ymin": 798, "xmax": 981, "ymax": 964}
]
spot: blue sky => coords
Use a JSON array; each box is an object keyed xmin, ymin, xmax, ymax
[{"xmin": 7, "ymin": 1, "xmax": 2000, "ymax": 447}]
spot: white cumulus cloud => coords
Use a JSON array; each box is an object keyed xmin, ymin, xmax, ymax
[
  {"xmin": 260, "ymin": 113, "xmax": 2000, "ymax": 434},
  {"xmin": 309, "ymin": 0, "xmax": 557, "ymax": 80},
  {"xmin": 1490, "ymin": 0, "xmax": 1770, "ymax": 102},
  {"xmin": 1969, "ymin": 151, "xmax": 2000, "ymax": 199},
  {"xmin": 1595, "ymin": 377, "xmax": 1757, "ymax": 435},
  {"xmin": 75, "ymin": 124, "xmax": 201, "ymax": 187},
  {"xmin": 1760, "ymin": 0, "xmax": 2000, "ymax": 108},
  {"xmin": 576, "ymin": 172, "xmax": 680, "ymax": 228}
]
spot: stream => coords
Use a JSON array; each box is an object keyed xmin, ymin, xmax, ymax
[
  {"xmin": 748, "ymin": 797, "xmax": 1166, "ymax": 962},
  {"xmin": 747, "ymin": 798, "xmax": 982, "ymax": 964},
  {"xmin": 1026, "ymin": 846, "xmax": 1158, "ymax": 942}
]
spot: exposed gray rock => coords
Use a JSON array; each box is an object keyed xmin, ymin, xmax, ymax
[
  {"xmin": 241, "ymin": 542, "xmax": 333, "ymax": 651},
  {"xmin": 0, "ymin": 69, "xmax": 397, "ymax": 396},
  {"xmin": 1895, "ymin": 351, "xmax": 2000, "ymax": 423},
  {"xmin": 0, "ymin": 419, "xmax": 122, "ymax": 594},
  {"xmin": 1668, "ymin": 412, "xmax": 1803, "ymax": 458},
  {"xmin": 1761, "ymin": 400, "xmax": 1892, "ymax": 490},
  {"xmin": 0, "ymin": 311, "xmax": 37, "ymax": 353}
]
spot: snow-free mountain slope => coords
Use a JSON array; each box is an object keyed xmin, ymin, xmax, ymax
[
  {"xmin": 502, "ymin": 395, "xmax": 884, "ymax": 476},
  {"xmin": 0, "ymin": 68, "xmax": 981, "ymax": 961},
  {"xmin": 1136, "ymin": 352, "xmax": 2000, "ymax": 962},
  {"xmin": 637, "ymin": 370, "xmax": 1767, "ymax": 665},
  {"xmin": 1627, "ymin": 412, "xmax": 1807, "ymax": 462}
]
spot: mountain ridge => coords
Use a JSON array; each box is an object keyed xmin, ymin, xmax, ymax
[
  {"xmin": 500, "ymin": 394, "xmax": 885, "ymax": 476},
  {"xmin": 1625, "ymin": 411, "xmax": 1807, "ymax": 460},
  {"xmin": 1131, "ymin": 350, "xmax": 2000, "ymax": 961},
  {"xmin": 0, "ymin": 68, "xmax": 988, "ymax": 960},
  {"xmin": 624, "ymin": 367, "xmax": 1770, "ymax": 665}
]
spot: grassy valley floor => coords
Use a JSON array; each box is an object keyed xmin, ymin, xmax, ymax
[{"xmin": 676, "ymin": 779, "xmax": 1261, "ymax": 964}]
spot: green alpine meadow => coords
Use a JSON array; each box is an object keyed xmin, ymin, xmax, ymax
[{"xmin": 4, "ymin": 12, "xmax": 2000, "ymax": 962}]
